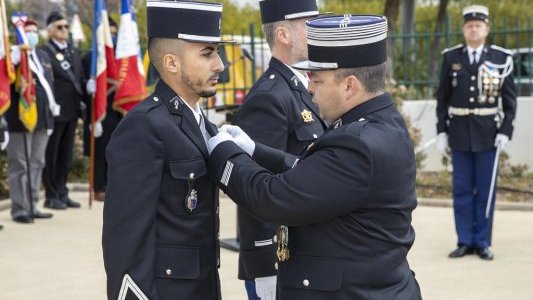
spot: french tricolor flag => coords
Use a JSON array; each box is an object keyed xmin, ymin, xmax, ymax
[
  {"xmin": 113, "ymin": 0, "xmax": 146, "ymax": 114},
  {"xmin": 90, "ymin": 0, "xmax": 116, "ymax": 123}
]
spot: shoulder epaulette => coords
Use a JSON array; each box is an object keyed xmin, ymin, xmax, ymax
[
  {"xmin": 344, "ymin": 118, "xmax": 369, "ymax": 136},
  {"xmin": 490, "ymin": 45, "xmax": 513, "ymax": 55},
  {"xmin": 441, "ymin": 44, "xmax": 463, "ymax": 55},
  {"xmin": 135, "ymin": 94, "xmax": 162, "ymax": 113}
]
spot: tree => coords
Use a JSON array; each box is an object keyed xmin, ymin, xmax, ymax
[{"xmin": 427, "ymin": 0, "xmax": 449, "ymax": 90}]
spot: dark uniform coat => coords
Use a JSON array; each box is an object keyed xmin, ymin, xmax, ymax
[
  {"xmin": 233, "ymin": 57, "xmax": 326, "ymax": 280},
  {"xmin": 103, "ymin": 80, "xmax": 222, "ymax": 300},
  {"xmin": 40, "ymin": 41, "xmax": 85, "ymax": 122},
  {"xmin": 5, "ymin": 48, "xmax": 54, "ymax": 132},
  {"xmin": 437, "ymin": 44, "xmax": 517, "ymax": 152},
  {"xmin": 209, "ymin": 93, "xmax": 421, "ymax": 300}
]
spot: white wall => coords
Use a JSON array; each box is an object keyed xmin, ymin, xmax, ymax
[{"xmin": 403, "ymin": 97, "xmax": 533, "ymax": 171}]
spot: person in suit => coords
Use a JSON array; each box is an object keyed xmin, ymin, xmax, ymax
[
  {"xmin": 41, "ymin": 11, "xmax": 85, "ymax": 209},
  {"xmin": 436, "ymin": 5, "xmax": 517, "ymax": 260},
  {"xmin": 5, "ymin": 19, "xmax": 59, "ymax": 223},
  {"xmin": 82, "ymin": 17, "xmax": 121, "ymax": 202},
  {"xmin": 102, "ymin": 1, "xmax": 231, "ymax": 299},
  {"xmin": 208, "ymin": 15, "xmax": 421, "ymax": 300},
  {"xmin": 231, "ymin": 0, "xmax": 325, "ymax": 299}
]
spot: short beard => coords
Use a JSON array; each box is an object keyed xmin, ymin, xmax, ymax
[{"xmin": 181, "ymin": 69, "xmax": 217, "ymax": 98}]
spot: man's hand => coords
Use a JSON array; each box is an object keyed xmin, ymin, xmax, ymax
[
  {"xmin": 494, "ymin": 133, "xmax": 509, "ymax": 149},
  {"xmin": 207, "ymin": 131, "xmax": 233, "ymax": 155},
  {"xmin": 219, "ymin": 124, "xmax": 255, "ymax": 156},
  {"xmin": 90, "ymin": 121, "xmax": 103, "ymax": 138},
  {"xmin": 436, "ymin": 132, "xmax": 450, "ymax": 155},
  {"xmin": 86, "ymin": 79, "xmax": 96, "ymax": 95},
  {"xmin": 1, "ymin": 131, "xmax": 9, "ymax": 151},
  {"xmin": 50, "ymin": 103, "xmax": 61, "ymax": 117},
  {"xmin": 255, "ymin": 276, "xmax": 277, "ymax": 300}
]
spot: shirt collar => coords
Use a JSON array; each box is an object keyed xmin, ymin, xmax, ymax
[
  {"xmin": 181, "ymin": 97, "xmax": 202, "ymax": 125},
  {"xmin": 52, "ymin": 39, "xmax": 68, "ymax": 50},
  {"xmin": 285, "ymin": 63, "xmax": 309, "ymax": 89},
  {"xmin": 467, "ymin": 44, "xmax": 484, "ymax": 55}
]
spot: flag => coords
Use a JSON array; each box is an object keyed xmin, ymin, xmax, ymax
[
  {"xmin": 12, "ymin": 12, "xmax": 37, "ymax": 132},
  {"xmin": 114, "ymin": 0, "xmax": 146, "ymax": 114},
  {"xmin": 0, "ymin": 0, "xmax": 14, "ymax": 115},
  {"xmin": 90, "ymin": 0, "xmax": 117, "ymax": 123},
  {"xmin": 70, "ymin": 14, "xmax": 86, "ymax": 44}
]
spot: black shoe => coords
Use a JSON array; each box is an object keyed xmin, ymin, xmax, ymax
[
  {"xmin": 13, "ymin": 215, "xmax": 33, "ymax": 224},
  {"xmin": 448, "ymin": 245, "xmax": 474, "ymax": 258},
  {"xmin": 476, "ymin": 248, "xmax": 494, "ymax": 260},
  {"xmin": 32, "ymin": 211, "xmax": 53, "ymax": 219},
  {"xmin": 62, "ymin": 197, "xmax": 81, "ymax": 208},
  {"xmin": 44, "ymin": 198, "xmax": 67, "ymax": 210}
]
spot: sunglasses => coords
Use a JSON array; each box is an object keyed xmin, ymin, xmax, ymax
[{"xmin": 56, "ymin": 24, "xmax": 69, "ymax": 30}]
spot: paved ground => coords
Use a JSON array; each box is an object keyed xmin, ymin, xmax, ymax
[{"xmin": 1, "ymin": 192, "xmax": 532, "ymax": 299}]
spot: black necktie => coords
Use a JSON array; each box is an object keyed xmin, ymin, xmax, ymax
[{"xmin": 471, "ymin": 50, "xmax": 477, "ymax": 65}]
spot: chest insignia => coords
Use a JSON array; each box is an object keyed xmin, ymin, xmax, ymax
[{"xmin": 301, "ymin": 109, "xmax": 314, "ymax": 123}]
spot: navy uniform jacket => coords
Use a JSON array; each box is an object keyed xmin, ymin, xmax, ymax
[
  {"xmin": 41, "ymin": 41, "xmax": 85, "ymax": 122},
  {"xmin": 209, "ymin": 93, "xmax": 421, "ymax": 300},
  {"xmin": 233, "ymin": 57, "xmax": 326, "ymax": 280},
  {"xmin": 103, "ymin": 80, "xmax": 222, "ymax": 300},
  {"xmin": 437, "ymin": 44, "xmax": 517, "ymax": 152},
  {"xmin": 5, "ymin": 48, "xmax": 54, "ymax": 132}
]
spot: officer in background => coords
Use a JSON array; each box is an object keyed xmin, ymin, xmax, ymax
[
  {"xmin": 6, "ymin": 19, "xmax": 59, "ymax": 223},
  {"xmin": 103, "ymin": 1, "xmax": 230, "ymax": 299},
  {"xmin": 41, "ymin": 11, "xmax": 85, "ymax": 209},
  {"xmin": 436, "ymin": 5, "xmax": 517, "ymax": 260},
  {"xmin": 232, "ymin": 0, "xmax": 325, "ymax": 298},
  {"xmin": 208, "ymin": 15, "xmax": 421, "ymax": 300}
]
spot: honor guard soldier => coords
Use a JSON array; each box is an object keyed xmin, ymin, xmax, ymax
[
  {"xmin": 208, "ymin": 15, "xmax": 422, "ymax": 300},
  {"xmin": 232, "ymin": 0, "xmax": 325, "ymax": 299},
  {"xmin": 436, "ymin": 5, "xmax": 517, "ymax": 260},
  {"xmin": 103, "ymin": 1, "xmax": 231, "ymax": 299}
]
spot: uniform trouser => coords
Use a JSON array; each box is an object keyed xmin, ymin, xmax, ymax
[
  {"xmin": 451, "ymin": 149, "xmax": 497, "ymax": 249},
  {"xmin": 245, "ymin": 280, "xmax": 260, "ymax": 300},
  {"xmin": 94, "ymin": 156, "xmax": 107, "ymax": 192},
  {"xmin": 6, "ymin": 128, "xmax": 49, "ymax": 218},
  {"xmin": 43, "ymin": 118, "xmax": 77, "ymax": 200}
]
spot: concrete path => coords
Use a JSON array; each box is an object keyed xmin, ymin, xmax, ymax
[{"xmin": 0, "ymin": 192, "xmax": 532, "ymax": 299}]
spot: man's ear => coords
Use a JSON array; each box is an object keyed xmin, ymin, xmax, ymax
[
  {"xmin": 163, "ymin": 54, "xmax": 179, "ymax": 74},
  {"xmin": 276, "ymin": 25, "xmax": 291, "ymax": 46},
  {"xmin": 345, "ymin": 75, "xmax": 359, "ymax": 97}
]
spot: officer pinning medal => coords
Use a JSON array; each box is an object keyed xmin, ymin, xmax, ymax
[{"xmin": 208, "ymin": 14, "xmax": 422, "ymax": 300}]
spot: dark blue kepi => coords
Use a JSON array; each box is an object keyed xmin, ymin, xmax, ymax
[
  {"xmin": 147, "ymin": 0, "xmax": 233, "ymax": 43},
  {"xmin": 259, "ymin": 0, "xmax": 319, "ymax": 24},
  {"xmin": 293, "ymin": 15, "xmax": 388, "ymax": 70}
]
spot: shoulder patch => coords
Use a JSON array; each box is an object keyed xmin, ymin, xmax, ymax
[
  {"xmin": 441, "ymin": 44, "xmax": 464, "ymax": 55},
  {"xmin": 490, "ymin": 45, "xmax": 512, "ymax": 55}
]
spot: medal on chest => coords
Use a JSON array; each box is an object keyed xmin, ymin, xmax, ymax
[{"xmin": 185, "ymin": 172, "xmax": 198, "ymax": 212}]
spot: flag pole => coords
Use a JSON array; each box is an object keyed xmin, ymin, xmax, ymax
[{"xmin": 89, "ymin": 89, "xmax": 96, "ymax": 209}]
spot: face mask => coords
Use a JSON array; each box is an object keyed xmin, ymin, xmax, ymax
[{"xmin": 26, "ymin": 32, "xmax": 39, "ymax": 48}]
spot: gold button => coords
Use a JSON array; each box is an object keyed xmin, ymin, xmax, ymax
[
  {"xmin": 166, "ymin": 269, "xmax": 172, "ymax": 276},
  {"xmin": 303, "ymin": 279, "xmax": 310, "ymax": 287}
]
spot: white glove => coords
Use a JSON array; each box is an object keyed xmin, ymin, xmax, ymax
[
  {"xmin": 46, "ymin": 129, "xmax": 53, "ymax": 136},
  {"xmin": 255, "ymin": 276, "xmax": 277, "ymax": 300},
  {"xmin": 219, "ymin": 124, "xmax": 255, "ymax": 156},
  {"xmin": 50, "ymin": 104, "xmax": 61, "ymax": 117},
  {"xmin": 1, "ymin": 131, "xmax": 9, "ymax": 150},
  {"xmin": 494, "ymin": 133, "xmax": 509, "ymax": 149},
  {"xmin": 207, "ymin": 131, "xmax": 233, "ymax": 154},
  {"xmin": 86, "ymin": 79, "xmax": 96, "ymax": 94},
  {"xmin": 90, "ymin": 121, "xmax": 103, "ymax": 138},
  {"xmin": 436, "ymin": 132, "xmax": 450, "ymax": 155},
  {"xmin": 10, "ymin": 46, "xmax": 21, "ymax": 65}
]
